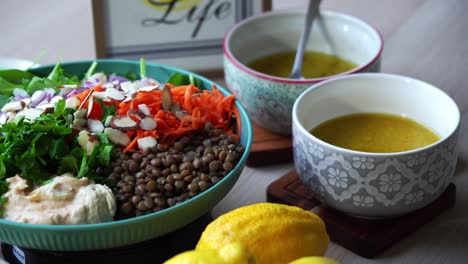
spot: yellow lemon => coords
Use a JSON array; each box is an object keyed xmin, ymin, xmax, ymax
[
  {"xmin": 164, "ymin": 242, "xmax": 255, "ymax": 264},
  {"xmin": 289, "ymin": 256, "xmax": 340, "ymax": 264},
  {"xmin": 197, "ymin": 203, "xmax": 330, "ymax": 264}
]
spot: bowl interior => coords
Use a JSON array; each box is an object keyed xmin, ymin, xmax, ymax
[
  {"xmin": 294, "ymin": 73, "xmax": 459, "ymax": 145},
  {"xmin": 227, "ymin": 10, "xmax": 382, "ymax": 71},
  {"xmin": 0, "ymin": 59, "xmax": 253, "ymax": 251}
]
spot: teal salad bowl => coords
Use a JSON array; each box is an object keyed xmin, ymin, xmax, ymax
[{"xmin": 0, "ymin": 59, "xmax": 253, "ymax": 251}]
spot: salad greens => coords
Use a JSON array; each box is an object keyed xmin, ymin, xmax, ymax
[
  {"xmin": 0, "ymin": 100, "xmax": 114, "ymax": 195},
  {"xmin": 0, "ymin": 58, "xmax": 202, "ymax": 197},
  {"xmin": 0, "ymin": 62, "xmax": 113, "ymax": 196}
]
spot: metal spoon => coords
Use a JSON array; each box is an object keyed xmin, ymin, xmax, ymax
[{"xmin": 289, "ymin": 0, "xmax": 322, "ymax": 79}]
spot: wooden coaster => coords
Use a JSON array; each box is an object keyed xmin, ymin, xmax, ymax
[
  {"xmin": 246, "ymin": 123, "xmax": 293, "ymax": 166},
  {"xmin": 266, "ymin": 170, "xmax": 456, "ymax": 258}
]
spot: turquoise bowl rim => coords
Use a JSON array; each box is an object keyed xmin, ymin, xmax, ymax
[{"xmin": 0, "ymin": 59, "xmax": 253, "ymax": 248}]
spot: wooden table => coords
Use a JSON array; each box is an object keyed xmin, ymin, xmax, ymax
[
  {"xmin": 212, "ymin": 1, "xmax": 468, "ymax": 263},
  {"xmin": 1, "ymin": 0, "xmax": 467, "ymax": 263}
]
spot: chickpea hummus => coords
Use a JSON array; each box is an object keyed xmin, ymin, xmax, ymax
[{"xmin": 3, "ymin": 174, "xmax": 116, "ymax": 225}]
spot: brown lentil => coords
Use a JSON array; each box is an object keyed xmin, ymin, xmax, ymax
[{"xmin": 106, "ymin": 129, "xmax": 244, "ymax": 219}]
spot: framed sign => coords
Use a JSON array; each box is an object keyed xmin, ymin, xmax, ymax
[{"xmin": 93, "ymin": 0, "xmax": 271, "ymax": 76}]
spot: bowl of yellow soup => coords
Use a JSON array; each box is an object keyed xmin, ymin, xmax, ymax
[
  {"xmin": 292, "ymin": 73, "xmax": 460, "ymax": 218},
  {"xmin": 223, "ymin": 10, "xmax": 382, "ymax": 134}
]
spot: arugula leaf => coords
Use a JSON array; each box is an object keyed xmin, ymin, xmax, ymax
[
  {"xmin": 48, "ymin": 138, "xmax": 69, "ymax": 160},
  {"xmin": 98, "ymin": 145, "xmax": 113, "ymax": 167},
  {"xmin": 58, "ymin": 155, "xmax": 79, "ymax": 175},
  {"xmin": 95, "ymin": 98, "xmax": 116, "ymax": 123},
  {"xmin": 77, "ymin": 149, "xmax": 89, "ymax": 178}
]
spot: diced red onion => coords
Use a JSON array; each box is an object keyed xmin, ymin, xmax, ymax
[
  {"xmin": 65, "ymin": 87, "xmax": 88, "ymax": 99},
  {"xmin": 83, "ymin": 78, "xmax": 100, "ymax": 89},
  {"xmin": 30, "ymin": 91, "xmax": 47, "ymax": 107},
  {"xmin": 109, "ymin": 75, "xmax": 129, "ymax": 83},
  {"xmin": 13, "ymin": 88, "xmax": 29, "ymax": 98},
  {"xmin": 44, "ymin": 88, "xmax": 56, "ymax": 101}
]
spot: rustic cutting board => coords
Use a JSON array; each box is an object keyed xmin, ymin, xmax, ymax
[
  {"xmin": 266, "ymin": 170, "xmax": 456, "ymax": 258},
  {"xmin": 246, "ymin": 123, "xmax": 293, "ymax": 166}
]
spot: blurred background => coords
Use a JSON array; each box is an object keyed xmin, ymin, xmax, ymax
[{"xmin": 0, "ymin": 0, "xmax": 425, "ymax": 66}]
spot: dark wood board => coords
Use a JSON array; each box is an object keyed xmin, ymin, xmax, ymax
[
  {"xmin": 246, "ymin": 123, "xmax": 293, "ymax": 166},
  {"xmin": 267, "ymin": 170, "xmax": 456, "ymax": 258}
]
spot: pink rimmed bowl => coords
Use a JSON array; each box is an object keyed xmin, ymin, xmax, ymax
[{"xmin": 223, "ymin": 10, "xmax": 383, "ymax": 135}]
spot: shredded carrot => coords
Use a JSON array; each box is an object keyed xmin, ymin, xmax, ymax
[{"xmin": 71, "ymin": 81, "xmax": 241, "ymax": 152}]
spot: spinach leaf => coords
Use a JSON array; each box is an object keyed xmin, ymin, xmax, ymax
[
  {"xmin": 0, "ymin": 77, "xmax": 21, "ymax": 95},
  {"xmin": 25, "ymin": 76, "xmax": 56, "ymax": 95},
  {"xmin": 166, "ymin": 72, "xmax": 190, "ymax": 86},
  {"xmin": 0, "ymin": 69, "xmax": 34, "ymax": 85},
  {"xmin": 125, "ymin": 72, "xmax": 137, "ymax": 81},
  {"xmin": 0, "ymin": 94, "xmax": 11, "ymax": 108},
  {"xmin": 166, "ymin": 72, "xmax": 203, "ymax": 89}
]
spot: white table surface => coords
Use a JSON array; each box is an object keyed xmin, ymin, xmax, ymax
[{"xmin": 1, "ymin": 0, "xmax": 467, "ymax": 263}]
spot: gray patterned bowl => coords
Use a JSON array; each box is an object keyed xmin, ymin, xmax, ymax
[
  {"xmin": 224, "ymin": 10, "xmax": 382, "ymax": 135},
  {"xmin": 292, "ymin": 73, "xmax": 460, "ymax": 218}
]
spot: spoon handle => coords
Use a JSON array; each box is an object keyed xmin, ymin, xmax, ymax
[{"xmin": 290, "ymin": 0, "xmax": 322, "ymax": 79}]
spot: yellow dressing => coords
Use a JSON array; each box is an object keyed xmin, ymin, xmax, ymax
[
  {"xmin": 310, "ymin": 113, "xmax": 440, "ymax": 153},
  {"xmin": 247, "ymin": 51, "xmax": 356, "ymax": 78}
]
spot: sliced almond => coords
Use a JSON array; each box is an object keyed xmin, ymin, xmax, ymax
[
  {"xmin": 92, "ymin": 91, "xmax": 108, "ymax": 100},
  {"xmin": 106, "ymin": 88, "xmax": 125, "ymax": 101},
  {"xmin": 138, "ymin": 85, "xmax": 158, "ymax": 92},
  {"xmin": 90, "ymin": 72, "xmax": 107, "ymax": 83},
  {"xmin": 15, "ymin": 108, "xmax": 44, "ymax": 122},
  {"xmin": 104, "ymin": 127, "xmax": 131, "ymax": 147},
  {"xmin": 21, "ymin": 98, "xmax": 32, "ymax": 107},
  {"xmin": 86, "ymin": 96, "xmax": 94, "ymax": 116},
  {"xmin": 1, "ymin": 101, "xmax": 25, "ymax": 112},
  {"xmin": 87, "ymin": 119, "xmax": 105, "ymax": 133},
  {"xmin": 140, "ymin": 116, "xmax": 157, "ymax": 130},
  {"xmin": 120, "ymin": 81, "xmax": 133, "ymax": 92},
  {"xmin": 137, "ymin": 136, "xmax": 157, "ymax": 150},
  {"xmin": 65, "ymin": 97, "xmax": 81, "ymax": 109},
  {"xmin": 110, "ymin": 115, "xmax": 138, "ymax": 131},
  {"xmin": 104, "ymin": 115, "xmax": 113, "ymax": 127},
  {"xmin": 138, "ymin": 104, "xmax": 151, "ymax": 116},
  {"xmin": 162, "ymin": 84, "xmax": 172, "ymax": 111},
  {"xmin": 35, "ymin": 103, "xmax": 55, "ymax": 111},
  {"xmin": 77, "ymin": 130, "xmax": 100, "ymax": 156},
  {"xmin": 50, "ymin": 95, "xmax": 64, "ymax": 104},
  {"xmin": 127, "ymin": 109, "xmax": 143, "ymax": 121}
]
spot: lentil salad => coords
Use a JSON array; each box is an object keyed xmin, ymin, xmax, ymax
[{"xmin": 0, "ymin": 59, "xmax": 244, "ymax": 222}]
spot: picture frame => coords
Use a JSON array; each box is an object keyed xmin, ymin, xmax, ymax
[{"xmin": 92, "ymin": 0, "xmax": 272, "ymax": 76}]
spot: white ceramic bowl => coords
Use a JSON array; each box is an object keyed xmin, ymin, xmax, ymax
[
  {"xmin": 292, "ymin": 73, "xmax": 460, "ymax": 218},
  {"xmin": 224, "ymin": 10, "xmax": 383, "ymax": 134}
]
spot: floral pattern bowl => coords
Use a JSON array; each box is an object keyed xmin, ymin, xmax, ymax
[
  {"xmin": 223, "ymin": 10, "xmax": 383, "ymax": 135},
  {"xmin": 292, "ymin": 73, "xmax": 460, "ymax": 218}
]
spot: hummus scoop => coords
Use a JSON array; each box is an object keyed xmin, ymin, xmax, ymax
[{"xmin": 3, "ymin": 174, "xmax": 116, "ymax": 225}]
